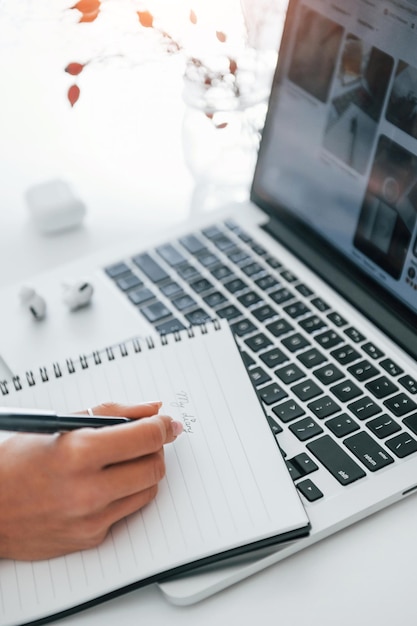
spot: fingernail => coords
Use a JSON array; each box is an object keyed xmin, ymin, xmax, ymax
[
  {"xmin": 171, "ymin": 420, "xmax": 183, "ymax": 436},
  {"xmin": 146, "ymin": 401, "xmax": 163, "ymax": 408}
]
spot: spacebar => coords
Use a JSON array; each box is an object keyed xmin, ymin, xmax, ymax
[{"xmin": 307, "ymin": 435, "xmax": 366, "ymax": 486}]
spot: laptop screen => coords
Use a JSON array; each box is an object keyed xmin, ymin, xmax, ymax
[{"xmin": 252, "ymin": 0, "xmax": 417, "ymax": 330}]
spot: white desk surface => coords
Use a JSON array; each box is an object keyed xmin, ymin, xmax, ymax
[{"xmin": 1, "ymin": 25, "xmax": 417, "ymax": 626}]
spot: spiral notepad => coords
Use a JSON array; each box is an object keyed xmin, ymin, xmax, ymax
[{"xmin": 0, "ymin": 320, "xmax": 309, "ymax": 626}]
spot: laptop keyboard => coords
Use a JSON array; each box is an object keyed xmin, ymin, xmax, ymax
[{"xmin": 104, "ymin": 219, "xmax": 417, "ymax": 504}]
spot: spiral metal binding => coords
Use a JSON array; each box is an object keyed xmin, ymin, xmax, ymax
[{"xmin": 0, "ymin": 320, "xmax": 222, "ymax": 394}]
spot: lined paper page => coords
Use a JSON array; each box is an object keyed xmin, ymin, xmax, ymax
[{"xmin": 0, "ymin": 322, "xmax": 308, "ymax": 626}]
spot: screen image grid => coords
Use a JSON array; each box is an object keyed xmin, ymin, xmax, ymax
[{"xmin": 286, "ymin": 1, "xmax": 417, "ymax": 290}]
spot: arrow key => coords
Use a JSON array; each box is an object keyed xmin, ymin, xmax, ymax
[{"xmin": 297, "ymin": 479, "xmax": 323, "ymax": 502}]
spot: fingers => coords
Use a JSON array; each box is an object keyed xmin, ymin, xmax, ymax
[
  {"xmin": 103, "ymin": 486, "xmax": 159, "ymax": 528},
  {"xmin": 82, "ymin": 413, "xmax": 183, "ymax": 467},
  {"xmin": 86, "ymin": 401, "xmax": 163, "ymax": 419},
  {"xmin": 97, "ymin": 449, "xmax": 166, "ymax": 502}
]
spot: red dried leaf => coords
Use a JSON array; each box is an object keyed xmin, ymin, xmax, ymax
[
  {"xmin": 65, "ymin": 62, "xmax": 84, "ymax": 76},
  {"xmin": 71, "ymin": 0, "xmax": 100, "ymax": 12},
  {"xmin": 68, "ymin": 84, "xmax": 80, "ymax": 107},
  {"xmin": 189, "ymin": 9, "xmax": 197, "ymax": 24},
  {"xmin": 79, "ymin": 9, "xmax": 100, "ymax": 22},
  {"xmin": 137, "ymin": 11, "xmax": 153, "ymax": 28},
  {"xmin": 229, "ymin": 59, "xmax": 237, "ymax": 75},
  {"xmin": 216, "ymin": 31, "xmax": 227, "ymax": 43}
]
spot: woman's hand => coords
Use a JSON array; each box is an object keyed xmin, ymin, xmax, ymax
[{"xmin": 0, "ymin": 401, "xmax": 183, "ymax": 561}]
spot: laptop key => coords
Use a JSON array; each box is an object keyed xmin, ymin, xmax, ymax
[
  {"xmin": 384, "ymin": 393, "xmax": 417, "ymax": 417},
  {"xmin": 155, "ymin": 319, "xmax": 186, "ymax": 334},
  {"xmin": 297, "ymin": 479, "xmax": 323, "ymax": 502},
  {"xmin": 344, "ymin": 432, "xmax": 394, "ymax": 471},
  {"xmin": 132, "ymin": 253, "xmax": 169, "ymax": 283},
  {"xmin": 325, "ymin": 414, "xmax": 359, "ymax": 437},
  {"xmin": 315, "ymin": 330, "xmax": 342, "ymax": 349},
  {"xmin": 128, "ymin": 287, "xmax": 154, "ymax": 305},
  {"xmin": 160, "ymin": 281, "xmax": 183, "ymax": 298},
  {"xmin": 380, "ymin": 358, "xmax": 404, "ymax": 377},
  {"xmin": 249, "ymin": 367, "xmax": 271, "ymax": 387},
  {"xmin": 237, "ymin": 291, "xmax": 262, "ymax": 307},
  {"xmin": 224, "ymin": 278, "xmax": 248, "ymax": 293},
  {"xmin": 399, "ymin": 375, "xmax": 417, "ymax": 394},
  {"xmin": 272, "ymin": 399, "xmax": 305, "ymax": 423},
  {"xmin": 276, "ymin": 364, "xmax": 305, "ymax": 384},
  {"xmin": 266, "ymin": 319, "xmax": 294, "ymax": 337},
  {"xmin": 344, "ymin": 327, "xmax": 365, "ymax": 343},
  {"xmin": 282, "ymin": 333, "xmax": 310, "ymax": 352},
  {"xmin": 241, "ymin": 262, "xmax": 264, "ymax": 277},
  {"xmin": 190, "ymin": 278, "xmax": 213, "ymax": 294},
  {"xmin": 365, "ymin": 376, "xmax": 398, "ymax": 399},
  {"xmin": 269, "ymin": 288, "xmax": 294, "ymax": 305},
  {"xmin": 210, "ymin": 265, "xmax": 233, "ymax": 281},
  {"xmin": 291, "ymin": 452, "xmax": 319, "ymax": 475},
  {"xmin": 291, "ymin": 380, "xmax": 322, "ymax": 401},
  {"xmin": 172, "ymin": 295, "xmax": 197, "ymax": 311},
  {"xmin": 116, "ymin": 273, "xmax": 143, "ymax": 291},
  {"xmin": 307, "ymin": 395, "xmax": 341, "ymax": 419},
  {"xmin": 313, "ymin": 363, "xmax": 344, "ymax": 384},
  {"xmin": 289, "ymin": 417, "xmax": 323, "ymax": 441},
  {"xmin": 140, "ymin": 301, "xmax": 171, "ymax": 323},
  {"xmin": 385, "ymin": 432, "xmax": 417, "ymax": 458},
  {"xmin": 212, "ymin": 235, "xmax": 235, "ymax": 251},
  {"xmin": 252, "ymin": 305, "xmax": 276, "ymax": 322},
  {"xmin": 347, "ymin": 396, "xmax": 381, "ymax": 420},
  {"xmin": 196, "ymin": 252, "xmax": 219, "ymax": 267},
  {"xmin": 331, "ymin": 345, "xmax": 360, "ymax": 365},
  {"xmin": 347, "ymin": 360, "xmax": 379, "ymax": 382},
  {"xmin": 307, "ymin": 435, "xmax": 366, "ymax": 485},
  {"xmin": 217, "ymin": 304, "xmax": 241, "ymax": 320},
  {"xmin": 402, "ymin": 412, "xmax": 417, "ymax": 434},
  {"xmin": 257, "ymin": 382, "xmax": 287, "ymax": 405},
  {"xmin": 327, "ymin": 312, "xmax": 347, "ymax": 327},
  {"xmin": 283, "ymin": 301, "xmax": 311, "ymax": 318},
  {"xmin": 185, "ymin": 309, "xmax": 211, "ymax": 325},
  {"xmin": 245, "ymin": 333, "xmax": 272, "ymax": 353},
  {"xmin": 179, "ymin": 234, "xmax": 206, "ymax": 254},
  {"xmin": 255, "ymin": 275, "xmax": 279, "ymax": 290},
  {"xmin": 230, "ymin": 319, "xmax": 257, "ymax": 336},
  {"xmin": 296, "ymin": 284, "xmax": 314, "ymax": 297},
  {"xmin": 285, "ymin": 460, "xmax": 302, "ymax": 481},
  {"xmin": 240, "ymin": 351, "xmax": 255, "ymax": 367},
  {"xmin": 260, "ymin": 347, "xmax": 288, "ymax": 368},
  {"xmin": 176, "ymin": 264, "xmax": 200, "ymax": 282},
  {"xmin": 311, "ymin": 297, "xmax": 329, "ymax": 312},
  {"xmin": 280, "ymin": 269, "xmax": 298, "ymax": 283},
  {"xmin": 105, "ymin": 262, "xmax": 130, "ymax": 278},
  {"xmin": 266, "ymin": 415, "xmax": 283, "ymax": 436},
  {"xmin": 156, "ymin": 243, "xmax": 186, "ymax": 267},
  {"xmin": 297, "ymin": 348, "xmax": 326, "ymax": 368},
  {"xmin": 299, "ymin": 315, "xmax": 326, "ymax": 333},
  {"xmin": 265, "ymin": 255, "xmax": 282, "ymax": 269},
  {"xmin": 201, "ymin": 225, "xmax": 223, "ymax": 239},
  {"xmin": 362, "ymin": 342, "xmax": 384, "ymax": 359},
  {"xmin": 330, "ymin": 380, "xmax": 362, "ymax": 402},
  {"xmin": 203, "ymin": 291, "xmax": 227, "ymax": 308},
  {"xmin": 367, "ymin": 414, "xmax": 401, "ymax": 439}
]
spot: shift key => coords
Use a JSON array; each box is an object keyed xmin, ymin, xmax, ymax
[{"xmin": 307, "ymin": 435, "xmax": 366, "ymax": 485}]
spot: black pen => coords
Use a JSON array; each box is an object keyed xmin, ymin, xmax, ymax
[{"xmin": 0, "ymin": 408, "xmax": 130, "ymax": 433}]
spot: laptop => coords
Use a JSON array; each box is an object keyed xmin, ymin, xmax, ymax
[{"xmin": 1, "ymin": 0, "xmax": 417, "ymax": 607}]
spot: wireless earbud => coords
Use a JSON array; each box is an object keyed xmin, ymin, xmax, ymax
[
  {"xmin": 62, "ymin": 280, "xmax": 94, "ymax": 310},
  {"xmin": 19, "ymin": 286, "xmax": 47, "ymax": 320}
]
